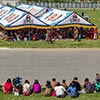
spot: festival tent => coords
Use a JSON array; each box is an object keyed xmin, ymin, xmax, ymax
[
  {"xmin": 0, "ymin": 5, "xmax": 14, "ymax": 19},
  {"xmin": 0, "ymin": 7, "xmax": 49, "ymax": 30},
  {"xmin": 17, "ymin": 3, "xmax": 48, "ymax": 17},
  {"xmin": 38, "ymin": 8, "xmax": 96, "ymax": 29}
]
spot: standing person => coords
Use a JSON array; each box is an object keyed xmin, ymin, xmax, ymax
[
  {"xmin": 93, "ymin": 28, "xmax": 98, "ymax": 40},
  {"xmin": 73, "ymin": 27, "xmax": 79, "ymax": 41},
  {"xmin": 2, "ymin": 78, "xmax": 13, "ymax": 94},
  {"xmin": 45, "ymin": 30, "xmax": 51, "ymax": 43},
  {"xmin": 45, "ymin": 30, "xmax": 53, "ymax": 44},
  {"xmin": 32, "ymin": 79, "xmax": 41, "ymax": 93},
  {"xmin": 54, "ymin": 82, "xmax": 67, "ymax": 98},
  {"xmin": 72, "ymin": 77, "xmax": 81, "ymax": 94},
  {"xmin": 23, "ymin": 80, "xmax": 32, "ymax": 96}
]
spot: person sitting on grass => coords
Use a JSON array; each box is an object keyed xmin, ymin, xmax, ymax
[
  {"xmin": 51, "ymin": 78, "xmax": 58, "ymax": 89},
  {"xmin": 61, "ymin": 79, "xmax": 68, "ymax": 89},
  {"xmin": 67, "ymin": 81, "xmax": 79, "ymax": 98},
  {"xmin": 83, "ymin": 78, "xmax": 94, "ymax": 93},
  {"xmin": 72, "ymin": 77, "xmax": 81, "ymax": 94},
  {"xmin": 95, "ymin": 73, "xmax": 100, "ymax": 83},
  {"xmin": 54, "ymin": 82, "xmax": 67, "ymax": 98},
  {"xmin": 23, "ymin": 80, "xmax": 32, "ymax": 96},
  {"xmin": 41, "ymin": 80, "xmax": 52, "ymax": 97},
  {"xmin": 51, "ymin": 78, "xmax": 58, "ymax": 97},
  {"xmin": 12, "ymin": 77, "xmax": 23, "ymax": 96},
  {"xmin": 2, "ymin": 78, "xmax": 13, "ymax": 94},
  {"xmin": 32, "ymin": 79, "xmax": 41, "ymax": 93},
  {"xmin": 94, "ymin": 79, "xmax": 100, "ymax": 92}
]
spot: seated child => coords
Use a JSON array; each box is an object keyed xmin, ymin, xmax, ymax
[
  {"xmin": 32, "ymin": 79, "xmax": 41, "ymax": 93},
  {"xmin": 84, "ymin": 78, "xmax": 94, "ymax": 93},
  {"xmin": 23, "ymin": 80, "xmax": 32, "ymax": 96},
  {"xmin": 12, "ymin": 77, "xmax": 22, "ymax": 96},
  {"xmin": 2, "ymin": 78, "xmax": 13, "ymax": 94},
  {"xmin": 54, "ymin": 82, "xmax": 67, "ymax": 98},
  {"xmin": 41, "ymin": 81, "xmax": 52, "ymax": 97},
  {"xmin": 67, "ymin": 82, "xmax": 79, "ymax": 98}
]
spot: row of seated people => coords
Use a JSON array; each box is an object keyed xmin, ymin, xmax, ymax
[
  {"xmin": 1, "ymin": 73, "xmax": 100, "ymax": 98},
  {"xmin": 2, "ymin": 27, "xmax": 99, "ymax": 42}
]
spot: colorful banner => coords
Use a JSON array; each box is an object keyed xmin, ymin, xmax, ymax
[
  {"xmin": 17, "ymin": 4, "xmax": 47, "ymax": 17},
  {"xmin": 39, "ymin": 8, "xmax": 73, "ymax": 26},
  {"xmin": 0, "ymin": 5, "xmax": 48, "ymax": 30},
  {"xmin": 0, "ymin": 5, "xmax": 13, "ymax": 19},
  {"xmin": 58, "ymin": 13, "xmax": 93, "ymax": 26},
  {"xmin": 0, "ymin": 8, "xmax": 26, "ymax": 27}
]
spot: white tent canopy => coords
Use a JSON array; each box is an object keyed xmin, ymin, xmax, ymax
[
  {"xmin": 0, "ymin": 5, "xmax": 13, "ymax": 19},
  {"xmin": 17, "ymin": 3, "xmax": 48, "ymax": 17},
  {"xmin": 0, "ymin": 4, "xmax": 96, "ymax": 30},
  {"xmin": 0, "ymin": 5, "xmax": 49, "ymax": 30}
]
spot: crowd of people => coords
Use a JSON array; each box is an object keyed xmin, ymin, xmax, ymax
[
  {"xmin": 0, "ymin": 27, "xmax": 99, "ymax": 42},
  {"xmin": 1, "ymin": 73, "xmax": 100, "ymax": 98}
]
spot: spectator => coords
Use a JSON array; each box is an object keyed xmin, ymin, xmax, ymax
[
  {"xmin": 67, "ymin": 82, "xmax": 79, "ymax": 98},
  {"xmin": 73, "ymin": 27, "xmax": 79, "ymax": 41},
  {"xmin": 61, "ymin": 79, "xmax": 68, "ymax": 89},
  {"xmin": 32, "ymin": 79, "xmax": 41, "ymax": 93},
  {"xmin": 41, "ymin": 80, "xmax": 52, "ymax": 97},
  {"xmin": 51, "ymin": 78, "xmax": 58, "ymax": 89},
  {"xmin": 94, "ymin": 79, "xmax": 100, "ymax": 92},
  {"xmin": 72, "ymin": 77, "xmax": 81, "ymax": 93},
  {"xmin": 54, "ymin": 82, "xmax": 67, "ymax": 98},
  {"xmin": 2, "ymin": 78, "xmax": 13, "ymax": 94},
  {"xmin": 23, "ymin": 80, "xmax": 32, "ymax": 96},
  {"xmin": 95, "ymin": 73, "xmax": 100, "ymax": 82},
  {"xmin": 83, "ymin": 78, "xmax": 94, "ymax": 93},
  {"xmin": 12, "ymin": 77, "xmax": 22, "ymax": 96},
  {"xmin": 93, "ymin": 28, "xmax": 98, "ymax": 40}
]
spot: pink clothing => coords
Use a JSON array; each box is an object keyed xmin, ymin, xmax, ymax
[
  {"xmin": 3, "ymin": 82, "xmax": 13, "ymax": 93},
  {"xmin": 32, "ymin": 84, "xmax": 41, "ymax": 93}
]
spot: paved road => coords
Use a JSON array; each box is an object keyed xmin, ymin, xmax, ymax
[{"xmin": 0, "ymin": 48, "xmax": 100, "ymax": 85}]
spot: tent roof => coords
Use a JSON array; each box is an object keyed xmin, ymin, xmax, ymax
[
  {"xmin": 0, "ymin": 5, "xmax": 14, "ymax": 19},
  {"xmin": 0, "ymin": 5, "xmax": 50, "ymax": 30},
  {"xmin": 17, "ymin": 3, "xmax": 48, "ymax": 17},
  {"xmin": 39, "ymin": 8, "xmax": 73, "ymax": 26},
  {"xmin": 53, "ymin": 12, "xmax": 96, "ymax": 28},
  {"xmin": 38, "ymin": 8, "xmax": 96, "ymax": 28},
  {"xmin": 0, "ymin": 4, "xmax": 96, "ymax": 30}
]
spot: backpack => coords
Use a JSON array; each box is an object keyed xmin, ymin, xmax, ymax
[{"xmin": 67, "ymin": 86, "xmax": 78, "ymax": 98}]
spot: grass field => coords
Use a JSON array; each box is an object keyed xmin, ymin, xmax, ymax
[
  {"xmin": 0, "ymin": 39, "xmax": 100, "ymax": 48},
  {"xmin": 0, "ymin": 92, "xmax": 100, "ymax": 100}
]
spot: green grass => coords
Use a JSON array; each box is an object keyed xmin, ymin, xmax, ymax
[
  {"xmin": 0, "ymin": 39, "xmax": 100, "ymax": 48},
  {"xmin": 0, "ymin": 92, "xmax": 100, "ymax": 100}
]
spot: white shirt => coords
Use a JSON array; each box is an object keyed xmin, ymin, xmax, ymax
[
  {"xmin": 23, "ymin": 83, "xmax": 31, "ymax": 93},
  {"xmin": 54, "ymin": 86, "xmax": 66, "ymax": 96}
]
